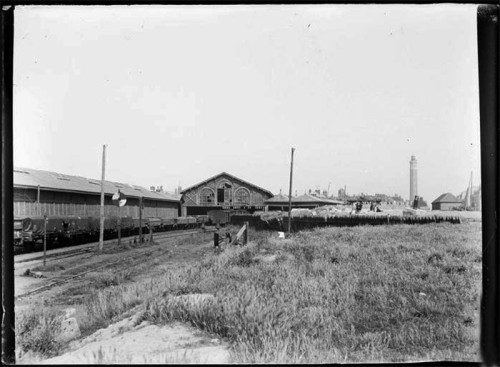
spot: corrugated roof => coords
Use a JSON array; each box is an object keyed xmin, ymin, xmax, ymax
[
  {"xmin": 432, "ymin": 193, "xmax": 462, "ymax": 204},
  {"xmin": 14, "ymin": 167, "xmax": 180, "ymax": 202},
  {"xmin": 181, "ymin": 172, "xmax": 273, "ymax": 197}
]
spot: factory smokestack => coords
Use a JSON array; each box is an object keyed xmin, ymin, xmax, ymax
[{"xmin": 410, "ymin": 155, "xmax": 418, "ymax": 202}]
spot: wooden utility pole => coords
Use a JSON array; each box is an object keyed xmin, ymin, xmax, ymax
[
  {"xmin": 37, "ymin": 184, "xmax": 40, "ymax": 216},
  {"xmin": 43, "ymin": 215, "xmax": 47, "ymax": 266},
  {"xmin": 99, "ymin": 144, "xmax": 107, "ymax": 252},
  {"xmin": 287, "ymin": 147, "xmax": 295, "ymax": 234},
  {"xmin": 117, "ymin": 206, "xmax": 121, "ymax": 246},
  {"xmin": 139, "ymin": 196, "xmax": 143, "ymax": 243}
]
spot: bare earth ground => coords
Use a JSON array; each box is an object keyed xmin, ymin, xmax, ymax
[
  {"xmin": 40, "ymin": 321, "xmax": 229, "ymax": 364},
  {"xmin": 15, "ymin": 232, "xmax": 233, "ymax": 364}
]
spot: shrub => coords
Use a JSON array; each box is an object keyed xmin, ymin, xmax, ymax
[{"xmin": 16, "ymin": 309, "xmax": 63, "ymax": 358}]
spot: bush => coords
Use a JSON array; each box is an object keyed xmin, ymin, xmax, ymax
[{"xmin": 16, "ymin": 309, "xmax": 63, "ymax": 358}]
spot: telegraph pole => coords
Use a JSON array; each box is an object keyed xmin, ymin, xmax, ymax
[
  {"xmin": 37, "ymin": 184, "xmax": 40, "ymax": 216},
  {"xmin": 99, "ymin": 145, "xmax": 107, "ymax": 252},
  {"xmin": 139, "ymin": 196, "xmax": 143, "ymax": 243},
  {"xmin": 287, "ymin": 147, "xmax": 295, "ymax": 234},
  {"xmin": 43, "ymin": 215, "xmax": 47, "ymax": 266}
]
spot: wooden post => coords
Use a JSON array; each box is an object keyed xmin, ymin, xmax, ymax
[
  {"xmin": 214, "ymin": 231, "xmax": 219, "ymax": 248},
  {"xmin": 244, "ymin": 221, "xmax": 249, "ymax": 244},
  {"xmin": 139, "ymin": 196, "xmax": 143, "ymax": 243},
  {"xmin": 287, "ymin": 147, "xmax": 295, "ymax": 234},
  {"xmin": 99, "ymin": 144, "xmax": 106, "ymax": 252},
  {"xmin": 43, "ymin": 215, "xmax": 47, "ymax": 266},
  {"xmin": 37, "ymin": 184, "xmax": 40, "ymax": 216},
  {"xmin": 117, "ymin": 206, "xmax": 121, "ymax": 246}
]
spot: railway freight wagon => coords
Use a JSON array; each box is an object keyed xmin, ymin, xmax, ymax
[
  {"xmin": 15, "ymin": 214, "xmax": 210, "ymax": 251},
  {"xmin": 175, "ymin": 216, "xmax": 197, "ymax": 229},
  {"xmin": 17, "ymin": 216, "xmax": 123, "ymax": 247}
]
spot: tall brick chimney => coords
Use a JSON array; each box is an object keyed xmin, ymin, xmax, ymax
[{"xmin": 410, "ymin": 155, "xmax": 418, "ymax": 202}]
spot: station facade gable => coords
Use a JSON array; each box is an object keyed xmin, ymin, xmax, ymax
[{"xmin": 181, "ymin": 172, "xmax": 273, "ymax": 216}]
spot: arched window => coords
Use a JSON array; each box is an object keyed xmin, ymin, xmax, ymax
[
  {"xmin": 199, "ymin": 188, "xmax": 215, "ymax": 205},
  {"xmin": 234, "ymin": 188, "xmax": 250, "ymax": 205}
]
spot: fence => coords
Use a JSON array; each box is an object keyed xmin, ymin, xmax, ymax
[
  {"xmin": 214, "ymin": 221, "xmax": 249, "ymax": 248},
  {"xmin": 230, "ymin": 214, "xmax": 462, "ymax": 232}
]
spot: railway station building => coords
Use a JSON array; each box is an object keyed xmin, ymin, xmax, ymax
[
  {"xmin": 13, "ymin": 167, "xmax": 180, "ymax": 219},
  {"xmin": 180, "ymin": 172, "xmax": 273, "ymax": 216}
]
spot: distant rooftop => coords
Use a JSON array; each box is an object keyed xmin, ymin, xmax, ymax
[
  {"xmin": 432, "ymin": 192, "xmax": 462, "ymax": 204},
  {"xmin": 265, "ymin": 193, "xmax": 343, "ymax": 205},
  {"xmin": 14, "ymin": 167, "xmax": 180, "ymax": 202},
  {"xmin": 265, "ymin": 193, "xmax": 290, "ymax": 203}
]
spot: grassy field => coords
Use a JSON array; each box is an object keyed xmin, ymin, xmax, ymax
[{"xmin": 16, "ymin": 222, "xmax": 482, "ymax": 363}]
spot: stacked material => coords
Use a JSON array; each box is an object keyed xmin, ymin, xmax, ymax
[{"xmin": 230, "ymin": 210, "xmax": 462, "ymax": 232}]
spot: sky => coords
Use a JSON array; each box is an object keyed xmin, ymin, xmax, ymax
[{"xmin": 13, "ymin": 4, "xmax": 481, "ymax": 202}]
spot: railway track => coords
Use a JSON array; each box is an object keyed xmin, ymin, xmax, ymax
[
  {"xmin": 15, "ymin": 229, "xmax": 203, "ymax": 264},
  {"xmin": 15, "ymin": 229, "xmax": 208, "ymax": 300}
]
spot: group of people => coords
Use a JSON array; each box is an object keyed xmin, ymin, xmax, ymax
[{"xmin": 351, "ymin": 201, "xmax": 382, "ymax": 213}]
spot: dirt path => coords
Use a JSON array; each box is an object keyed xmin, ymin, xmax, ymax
[
  {"xmin": 37, "ymin": 319, "xmax": 230, "ymax": 364},
  {"xmin": 15, "ymin": 231, "xmax": 233, "ymax": 364}
]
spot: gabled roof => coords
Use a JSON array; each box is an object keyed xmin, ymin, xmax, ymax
[
  {"xmin": 432, "ymin": 192, "xmax": 462, "ymax": 204},
  {"xmin": 14, "ymin": 167, "xmax": 180, "ymax": 202},
  {"xmin": 180, "ymin": 172, "xmax": 273, "ymax": 197}
]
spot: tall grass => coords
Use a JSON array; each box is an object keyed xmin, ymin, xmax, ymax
[
  {"xmin": 142, "ymin": 223, "xmax": 481, "ymax": 363},
  {"xmin": 16, "ymin": 309, "xmax": 63, "ymax": 361},
  {"xmin": 17, "ymin": 223, "xmax": 481, "ymax": 363}
]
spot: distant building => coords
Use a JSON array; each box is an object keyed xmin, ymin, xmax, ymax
[
  {"xmin": 180, "ymin": 172, "xmax": 273, "ymax": 216},
  {"xmin": 412, "ymin": 196, "xmax": 429, "ymax": 209},
  {"xmin": 265, "ymin": 193, "xmax": 292, "ymax": 211},
  {"xmin": 265, "ymin": 193, "xmax": 342, "ymax": 211},
  {"xmin": 338, "ymin": 188, "xmax": 346, "ymax": 201},
  {"xmin": 431, "ymin": 193, "xmax": 462, "ymax": 211}
]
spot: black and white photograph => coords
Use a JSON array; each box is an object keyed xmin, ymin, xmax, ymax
[{"xmin": 3, "ymin": 3, "xmax": 493, "ymax": 364}]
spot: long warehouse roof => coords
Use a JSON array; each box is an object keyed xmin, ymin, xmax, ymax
[{"xmin": 14, "ymin": 167, "xmax": 180, "ymax": 202}]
